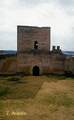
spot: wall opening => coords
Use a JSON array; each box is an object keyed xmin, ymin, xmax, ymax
[
  {"xmin": 34, "ymin": 41, "xmax": 38, "ymax": 49},
  {"xmin": 32, "ymin": 66, "xmax": 40, "ymax": 76}
]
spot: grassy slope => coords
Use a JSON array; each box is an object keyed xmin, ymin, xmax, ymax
[{"xmin": 0, "ymin": 75, "xmax": 74, "ymax": 120}]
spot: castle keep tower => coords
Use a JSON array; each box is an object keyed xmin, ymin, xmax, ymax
[
  {"xmin": 17, "ymin": 26, "xmax": 51, "ymax": 75},
  {"xmin": 17, "ymin": 26, "xmax": 50, "ymax": 52}
]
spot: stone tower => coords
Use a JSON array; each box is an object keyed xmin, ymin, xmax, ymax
[{"xmin": 17, "ymin": 26, "xmax": 51, "ymax": 75}]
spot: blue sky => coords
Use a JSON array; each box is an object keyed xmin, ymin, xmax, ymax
[{"xmin": 0, "ymin": 0, "xmax": 74, "ymax": 51}]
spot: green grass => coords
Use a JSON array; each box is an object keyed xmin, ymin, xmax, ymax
[
  {"xmin": 0, "ymin": 101, "xmax": 4, "ymax": 110},
  {"xmin": 46, "ymin": 74, "xmax": 74, "ymax": 81},
  {"xmin": 0, "ymin": 76, "xmax": 74, "ymax": 120},
  {"xmin": 6, "ymin": 76, "xmax": 21, "ymax": 81},
  {"xmin": 0, "ymin": 75, "xmax": 74, "ymax": 99},
  {"xmin": 0, "ymin": 76, "xmax": 73, "ymax": 98},
  {"xmin": 42, "ymin": 92, "xmax": 74, "ymax": 107},
  {"xmin": 0, "ymin": 86, "xmax": 9, "ymax": 98},
  {"xmin": 0, "ymin": 76, "xmax": 43, "ymax": 99}
]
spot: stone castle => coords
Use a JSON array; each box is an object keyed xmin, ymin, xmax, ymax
[{"xmin": 0, "ymin": 25, "xmax": 74, "ymax": 75}]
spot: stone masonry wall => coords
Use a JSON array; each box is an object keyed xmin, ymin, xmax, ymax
[
  {"xmin": 17, "ymin": 26, "xmax": 74, "ymax": 75},
  {"xmin": 0, "ymin": 57, "xmax": 17, "ymax": 75},
  {"xmin": 17, "ymin": 53, "xmax": 65, "ymax": 75},
  {"xmin": 0, "ymin": 25, "xmax": 74, "ymax": 75},
  {"xmin": 64, "ymin": 56, "xmax": 74, "ymax": 74},
  {"xmin": 0, "ymin": 54, "xmax": 74, "ymax": 75},
  {"xmin": 17, "ymin": 26, "xmax": 50, "ymax": 52}
]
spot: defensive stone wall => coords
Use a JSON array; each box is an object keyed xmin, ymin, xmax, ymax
[
  {"xmin": 0, "ymin": 54, "xmax": 74, "ymax": 75},
  {"xmin": 64, "ymin": 56, "xmax": 74, "ymax": 74},
  {"xmin": 17, "ymin": 52, "xmax": 65, "ymax": 75},
  {"xmin": 0, "ymin": 56, "xmax": 17, "ymax": 75}
]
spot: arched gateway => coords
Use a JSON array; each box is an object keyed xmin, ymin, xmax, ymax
[{"xmin": 32, "ymin": 66, "xmax": 40, "ymax": 76}]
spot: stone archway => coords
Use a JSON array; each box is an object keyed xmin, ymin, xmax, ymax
[{"xmin": 32, "ymin": 66, "xmax": 40, "ymax": 76}]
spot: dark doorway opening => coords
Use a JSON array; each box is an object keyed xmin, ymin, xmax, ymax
[
  {"xmin": 32, "ymin": 66, "xmax": 40, "ymax": 76},
  {"xmin": 34, "ymin": 41, "xmax": 38, "ymax": 50}
]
